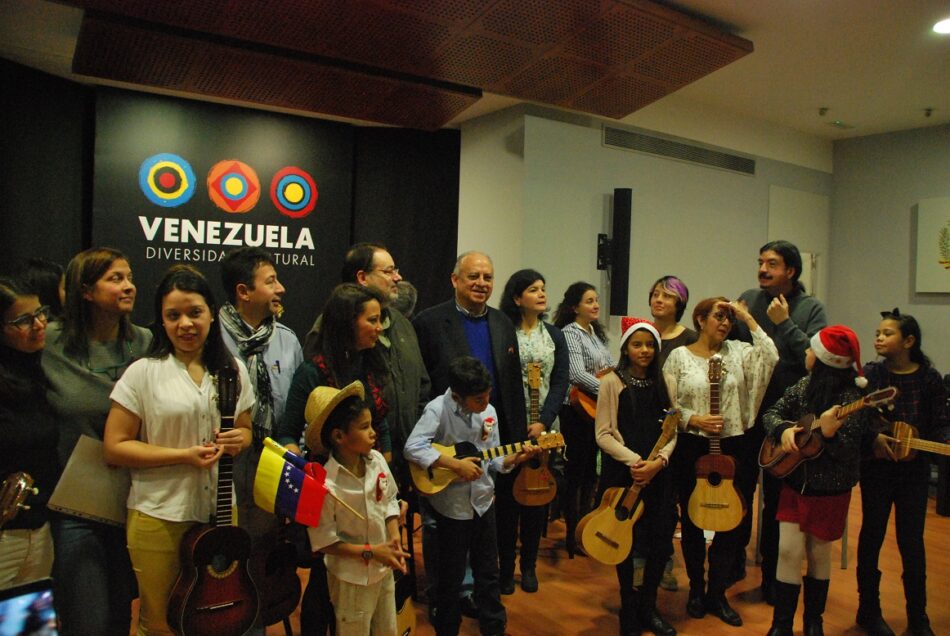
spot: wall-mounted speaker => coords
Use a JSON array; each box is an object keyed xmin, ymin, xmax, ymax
[{"xmin": 609, "ymin": 188, "xmax": 632, "ymax": 316}]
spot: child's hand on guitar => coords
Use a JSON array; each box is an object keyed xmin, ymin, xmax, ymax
[
  {"xmin": 780, "ymin": 426, "xmax": 803, "ymax": 453},
  {"xmin": 690, "ymin": 414, "xmax": 724, "ymax": 434},
  {"xmin": 508, "ymin": 443, "xmax": 542, "ymax": 468},
  {"xmin": 630, "ymin": 458, "xmax": 662, "ymax": 485},
  {"xmin": 374, "ymin": 538, "xmax": 410, "ymax": 574},
  {"xmin": 452, "ymin": 456, "xmax": 484, "ymax": 481},
  {"xmin": 817, "ymin": 405, "xmax": 845, "ymax": 438},
  {"xmin": 872, "ymin": 434, "xmax": 898, "ymax": 461}
]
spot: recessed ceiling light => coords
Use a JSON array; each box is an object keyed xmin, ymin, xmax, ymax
[{"xmin": 934, "ymin": 17, "xmax": 950, "ymax": 34}]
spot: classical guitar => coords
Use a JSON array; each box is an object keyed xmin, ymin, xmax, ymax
[
  {"xmin": 878, "ymin": 420, "xmax": 950, "ymax": 461},
  {"xmin": 569, "ymin": 370, "xmax": 609, "ymax": 421},
  {"xmin": 687, "ymin": 354, "xmax": 746, "ymax": 532},
  {"xmin": 394, "ymin": 510, "xmax": 416, "ymax": 636},
  {"xmin": 575, "ymin": 410, "xmax": 680, "ymax": 565},
  {"xmin": 168, "ymin": 367, "xmax": 260, "ymax": 636},
  {"xmin": 410, "ymin": 432, "xmax": 566, "ymax": 496},
  {"xmin": 758, "ymin": 387, "xmax": 898, "ymax": 478},
  {"xmin": 513, "ymin": 362, "xmax": 558, "ymax": 507},
  {"xmin": 1, "ymin": 471, "xmax": 38, "ymax": 529}
]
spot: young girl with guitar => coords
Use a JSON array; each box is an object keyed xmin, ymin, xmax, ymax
[
  {"xmin": 553, "ymin": 281, "xmax": 613, "ymax": 558},
  {"xmin": 499, "ymin": 269, "xmax": 570, "ymax": 593},
  {"xmin": 856, "ymin": 310, "xmax": 949, "ymax": 636},
  {"xmin": 104, "ymin": 265, "xmax": 255, "ymax": 635},
  {"xmin": 762, "ymin": 325, "xmax": 874, "ymax": 636},
  {"xmin": 663, "ymin": 297, "xmax": 777, "ymax": 627},
  {"xmin": 595, "ymin": 318, "xmax": 677, "ymax": 636}
]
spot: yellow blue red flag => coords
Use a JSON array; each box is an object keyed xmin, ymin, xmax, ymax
[{"xmin": 254, "ymin": 437, "xmax": 327, "ymax": 527}]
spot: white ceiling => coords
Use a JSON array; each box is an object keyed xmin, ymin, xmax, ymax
[{"xmin": 2, "ymin": 0, "xmax": 949, "ymax": 139}]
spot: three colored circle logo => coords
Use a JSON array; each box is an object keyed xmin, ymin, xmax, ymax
[
  {"xmin": 139, "ymin": 154, "xmax": 197, "ymax": 208},
  {"xmin": 139, "ymin": 154, "xmax": 318, "ymax": 219}
]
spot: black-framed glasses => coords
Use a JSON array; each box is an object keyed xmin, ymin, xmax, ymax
[
  {"xmin": 86, "ymin": 341, "xmax": 135, "ymax": 381},
  {"xmin": 4, "ymin": 305, "xmax": 51, "ymax": 331}
]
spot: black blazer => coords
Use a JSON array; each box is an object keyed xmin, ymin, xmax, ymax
[{"xmin": 413, "ymin": 300, "xmax": 527, "ymax": 443}]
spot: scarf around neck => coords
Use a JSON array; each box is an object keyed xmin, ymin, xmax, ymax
[{"xmin": 219, "ymin": 302, "xmax": 275, "ymax": 448}]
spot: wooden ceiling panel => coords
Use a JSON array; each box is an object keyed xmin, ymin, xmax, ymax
[
  {"xmin": 62, "ymin": 0, "xmax": 752, "ymax": 127},
  {"xmin": 72, "ymin": 14, "xmax": 480, "ymax": 130}
]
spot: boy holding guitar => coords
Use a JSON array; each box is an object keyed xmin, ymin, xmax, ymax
[
  {"xmin": 594, "ymin": 318, "xmax": 677, "ymax": 636},
  {"xmin": 306, "ymin": 380, "xmax": 409, "ymax": 636},
  {"xmin": 404, "ymin": 356, "xmax": 539, "ymax": 636},
  {"xmin": 762, "ymin": 325, "xmax": 875, "ymax": 636}
]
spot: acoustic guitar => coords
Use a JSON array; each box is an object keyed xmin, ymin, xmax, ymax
[
  {"xmin": 410, "ymin": 433, "xmax": 566, "ymax": 496},
  {"xmin": 569, "ymin": 370, "xmax": 609, "ymax": 421},
  {"xmin": 513, "ymin": 362, "xmax": 558, "ymax": 507},
  {"xmin": 1, "ymin": 471, "xmax": 38, "ymax": 529},
  {"xmin": 878, "ymin": 420, "xmax": 950, "ymax": 461},
  {"xmin": 168, "ymin": 367, "xmax": 260, "ymax": 636},
  {"xmin": 249, "ymin": 523, "xmax": 300, "ymax": 629},
  {"xmin": 394, "ymin": 512, "xmax": 416, "ymax": 636},
  {"xmin": 687, "ymin": 354, "xmax": 746, "ymax": 532},
  {"xmin": 575, "ymin": 410, "xmax": 680, "ymax": 565},
  {"xmin": 758, "ymin": 387, "xmax": 898, "ymax": 478}
]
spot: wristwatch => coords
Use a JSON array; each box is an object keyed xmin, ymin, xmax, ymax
[{"xmin": 361, "ymin": 543, "xmax": 373, "ymax": 563}]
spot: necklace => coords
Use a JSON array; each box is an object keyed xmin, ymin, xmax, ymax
[{"xmin": 625, "ymin": 376, "xmax": 653, "ymax": 388}]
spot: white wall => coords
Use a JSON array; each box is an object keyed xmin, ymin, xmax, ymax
[
  {"xmin": 830, "ymin": 124, "xmax": 950, "ymax": 371},
  {"xmin": 460, "ymin": 107, "xmax": 832, "ymax": 339}
]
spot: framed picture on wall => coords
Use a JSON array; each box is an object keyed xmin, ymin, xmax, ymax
[{"xmin": 915, "ymin": 197, "xmax": 950, "ymax": 293}]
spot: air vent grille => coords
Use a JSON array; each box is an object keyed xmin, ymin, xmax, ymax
[{"xmin": 603, "ymin": 125, "xmax": 755, "ymax": 175}]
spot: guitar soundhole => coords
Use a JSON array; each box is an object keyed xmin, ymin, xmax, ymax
[
  {"xmin": 707, "ymin": 472, "xmax": 723, "ymax": 487},
  {"xmin": 614, "ymin": 507, "xmax": 629, "ymax": 522},
  {"xmin": 527, "ymin": 456, "xmax": 542, "ymax": 469},
  {"xmin": 211, "ymin": 553, "xmax": 231, "ymax": 574}
]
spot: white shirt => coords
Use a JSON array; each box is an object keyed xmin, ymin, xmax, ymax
[
  {"xmin": 662, "ymin": 327, "xmax": 778, "ymax": 438},
  {"xmin": 110, "ymin": 356, "xmax": 255, "ymax": 523},
  {"xmin": 307, "ymin": 450, "xmax": 400, "ymax": 586}
]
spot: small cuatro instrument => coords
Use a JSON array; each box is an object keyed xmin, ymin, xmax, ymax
[{"xmin": 513, "ymin": 363, "xmax": 558, "ymax": 507}]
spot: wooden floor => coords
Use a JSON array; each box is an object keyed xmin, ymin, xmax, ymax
[{"xmin": 261, "ymin": 484, "xmax": 949, "ymax": 635}]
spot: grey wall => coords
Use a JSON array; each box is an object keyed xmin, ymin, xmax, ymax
[{"xmin": 831, "ymin": 124, "xmax": 950, "ymax": 372}]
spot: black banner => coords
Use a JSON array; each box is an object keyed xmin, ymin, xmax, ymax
[{"xmin": 92, "ymin": 89, "xmax": 354, "ymax": 338}]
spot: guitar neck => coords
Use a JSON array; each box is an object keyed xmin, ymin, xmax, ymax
[
  {"xmin": 214, "ymin": 414, "xmax": 235, "ymax": 527},
  {"xmin": 709, "ymin": 378, "xmax": 722, "ymax": 454},
  {"xmin": 529, "ymin": 387, "xmax": 540, "ymax": 425},
  {"xmin": 481, "ymin": 439, "xmax": 535, "ymax": 462},
  {"xmin": 894, "ymin": 437, "xmax": 950, "ymax": 457}
]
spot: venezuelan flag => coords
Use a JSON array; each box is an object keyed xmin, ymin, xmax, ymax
[{"xmin": 254, "ymin": 438, "xmax": 328, "ymax": 527}]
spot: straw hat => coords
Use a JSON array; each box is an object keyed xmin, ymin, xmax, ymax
[{"xmin": 304, "ymin": 380, "xmax": 365, "ymax": 453}]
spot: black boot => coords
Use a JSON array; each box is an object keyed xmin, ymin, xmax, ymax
[
  {"xmin": 802, "ymin": 576, "xmax": 829, "ymax": 636},
  {"xmin": 765, "ymin": 580, "xmax": 800, "ymax": 636},
  {"xmin": 638, "ymin": 589, "xmax": 675, "ymax": 636},
  {"xmin": 904, "ymin": 570, "xmax": 932, "ymax": 636},
  {"xmin": 857, "ymin": 569, "xmax": 895, "ymax": 636},
  {"xmin": 907, "ymin": 615, "xmax": 935, "ymax": 636}
]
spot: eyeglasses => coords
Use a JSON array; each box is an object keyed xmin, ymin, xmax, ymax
[
  {"xmin": 373, "ymin": 266, "xmax": 399, "ymax": 277},
  {"xmin": 4, "ymin": 306, "xmax": 51, "ymax": 331},
  {"xmin": 710, "ymin": 311, "xmax": 734, "ymax": 323}
]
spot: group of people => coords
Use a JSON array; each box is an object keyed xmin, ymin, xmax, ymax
[{"xmin": 0, "ymin": 239, "xmax": 946, "ymax": 636}]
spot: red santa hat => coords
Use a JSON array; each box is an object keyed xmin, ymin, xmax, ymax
[
  {"xmin": 810, "ymin": 325, "xmax": 868, "ymax": 388},
  {"xmin": 619, "ymin": 316, "xmax": 662, "ymax": 352}
]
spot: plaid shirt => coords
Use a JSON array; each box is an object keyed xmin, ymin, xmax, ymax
[{"xmin": 863, "ymin": 361, "xmax": 950, "ymax": 442}]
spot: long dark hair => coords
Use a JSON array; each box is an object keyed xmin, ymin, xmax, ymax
[
  {"xmin": 147, "ymin": 265, "xmax": 234, "ymax": 376},
  {"xmin": 17, "ymin": 258, "xmax": 65, "ymax": 319},
  {"xmin": 311, "ymin": 283, "xmax": 388, "ymax": 386},
  {"xmin": 804, "ymin": 361, "xmax": 857, "ymax": 415},
  {"xmin": 880, "ymin": 308, "xmax": 931, "ymax": 369},
  {"xmin": 61, "ymin": 247, "xmax": 137, "ymax": 360},
  {"xmin": 553, "ymin": 281, "xmax": 607, "ymax": 342},
  {"xmin": 0, "ymin": 276, "xmax": 49, "ymax": 401},
  {"xmin": 500, "ymin": 268, "xmax": 546, "ymax": 327},
  {"xmin": 615, "ymin": 329, "xmax": 670, "ymax": 409}
]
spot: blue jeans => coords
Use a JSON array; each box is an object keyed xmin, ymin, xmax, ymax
[{"xmin": 51, "ymin": 515, "xmax": 136, "ymax": 635}]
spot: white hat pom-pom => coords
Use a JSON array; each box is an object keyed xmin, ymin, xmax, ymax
[{"xmin": 855, "ymin": 376, "xmax": 868, "ymax": 389}]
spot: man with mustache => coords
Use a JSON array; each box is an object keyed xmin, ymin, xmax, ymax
[
  {"xmin": 411, "ymin": 251, "xmax": 527, "ymax": 632},
  {"xmin": 734, "ymin": 240, "xmax": 827, "ymax": 608}
]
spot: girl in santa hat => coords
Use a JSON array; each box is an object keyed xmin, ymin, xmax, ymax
[
  {"xmin": 763, "ymin": 324, "xmax": 875, "ymax": 636},
  {"xmin": 595, "ymin": 317, "xmax": 676, "ymax": 636}
]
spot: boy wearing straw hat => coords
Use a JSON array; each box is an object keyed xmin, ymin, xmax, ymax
[{"xmin": 305, "ymin": 380, "xmax": 410, "ymax": 636}]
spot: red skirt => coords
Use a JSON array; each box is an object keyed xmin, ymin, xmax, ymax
[{"xmin": 776, "ymin": 483, "xmax": 851, "ymax": 541}]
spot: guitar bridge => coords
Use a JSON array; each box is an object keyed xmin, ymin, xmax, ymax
[{"xmin": 594, "ymin": 531, "xmax": 619, "ymax": 549}]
